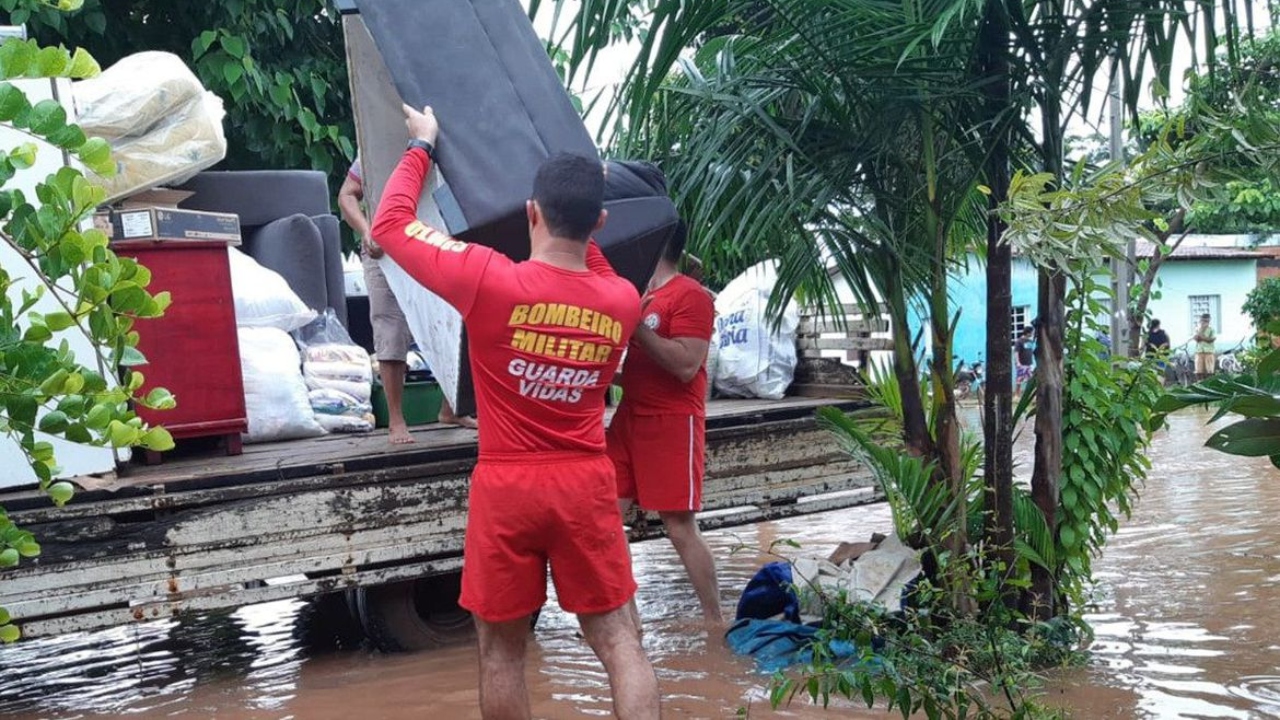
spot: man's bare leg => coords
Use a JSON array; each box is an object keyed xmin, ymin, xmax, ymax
[
  {"xmin": 659, "ymin": 511, "xmax": 723, "ymax": 625},
  {"xmin": 578, "ymin": 604, "xmax": 661, "ymax": 720},
  {"xmin": 474, "ymin": 614, "xmax": 533, "ymax": 720},
  {"xmin": 617, "ymin": 498, "xmax": 643, "ymax": 638},
  {"xmin": 381, "ymin": 360, "xmax": 413, "ymax": 445},
  {"xmin": 438, "ymin": 397, "xmax": 479, "ymax": 429}
]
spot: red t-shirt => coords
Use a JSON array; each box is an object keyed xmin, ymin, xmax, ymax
[
  {"xmin": 370, "ymin": 148, "xmax": 640, "ymax": 458},
  {"xmin": 618, "ymin": 274, "xmax": 714, "ymax": 417}
]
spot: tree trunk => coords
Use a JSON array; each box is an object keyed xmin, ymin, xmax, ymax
[
  {"xmin": 1127, "ymin": 215, "xmax": 1189, "ymax": 357},
  {"xmin": 923, "ymin": 115, "xmax": 971, "ymax": 613},
  {"xmin": 1026, "ymin": 0, "xmax": 1067, "ymax": 620},
  {"xmin": 885, "ymin": 262, "xmax": 935, "ymax": 460},
  {"xmin": 980, "ymin": 0, "xmax": 1015, "ymax": 580},
  {"xmin": 1029, "ymin": 270, "xmax": 1064, "ymax": 619}
]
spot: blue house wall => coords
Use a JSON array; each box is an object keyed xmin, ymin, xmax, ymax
[{"xmin": 905, "ymin": 257, "xmax": 1040, "ymax": 368}]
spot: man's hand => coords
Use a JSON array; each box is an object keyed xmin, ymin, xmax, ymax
[
  {"xmin": 363, "ymin": 233, "xmax": 384, "ymax": 260},
  {"xmin": 403, "ymin": 104, "xmax": 439, "ymax": 146}
]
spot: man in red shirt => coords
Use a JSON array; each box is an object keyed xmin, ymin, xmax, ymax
[
  {"xmin": 607, "ymin": 221, "xmax": 722, "ymax": 626},
  {"xmin": 371, "ymin": 104, "xmax": 659, "ymax": 720}
]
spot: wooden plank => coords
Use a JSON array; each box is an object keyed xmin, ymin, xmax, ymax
[
  {"xmin": 800, "ymin": 337, "xmax": 897, "ymax": 351},
  {"xmin": 798, "ymin": 318, "xmax": 890, "ymax": 334},
  {"xmin": 790, "ymin": 383, "xmax": 869, "ymax": 400},
  {"xmin": 799, "ymin": 303, "xmax": 889, "ymax": 317}
]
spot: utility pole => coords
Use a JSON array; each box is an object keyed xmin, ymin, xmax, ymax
[{"xmin": 1109, "ymin": 60, "xmax": 1134, "ymax": 357}]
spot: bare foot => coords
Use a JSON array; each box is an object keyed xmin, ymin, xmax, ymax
[
  {"xmin": 438, "ymin": 410, "xmax": 478, "ymax": 429},
  {"xmin": 388, "ymin": 423, "xmax": 415, "ymax": 445}
]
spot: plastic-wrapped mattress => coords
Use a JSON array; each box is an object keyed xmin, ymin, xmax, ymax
[{"xmin": 73, "ymin": 52, "xmax": 228, "ymax": 203}]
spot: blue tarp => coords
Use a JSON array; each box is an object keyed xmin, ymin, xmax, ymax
[{"xmin": 728, "ymin": 561, "xmax": 878, "ymax": 673}]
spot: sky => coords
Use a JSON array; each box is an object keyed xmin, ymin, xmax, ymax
[{"xmin": 526, "ymin": 0, "xmax": 1277, "ymax": 145}]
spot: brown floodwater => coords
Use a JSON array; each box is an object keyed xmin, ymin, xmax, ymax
[{"xmin": 1, "ymin": 408, "xmax": 1278, "ymax": 719}]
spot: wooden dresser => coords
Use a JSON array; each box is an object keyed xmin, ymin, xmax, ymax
[{"xmin": 113, "ymin": 240, "xmax": 247, "ymax": 461}]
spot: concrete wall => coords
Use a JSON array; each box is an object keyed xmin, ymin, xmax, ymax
[{"xmin": 1145, "ymin": 260, "xmax": 1257, "ymax": 351}]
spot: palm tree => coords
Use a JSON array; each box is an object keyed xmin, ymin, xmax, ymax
[{"xmin": 535, "ymin": 0, "xmax": 1249, "ymax": 616}]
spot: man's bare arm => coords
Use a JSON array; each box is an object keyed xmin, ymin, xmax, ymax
[{"xmin": 632, "ymin": 326, "xmax": 708, "ymax": 384}]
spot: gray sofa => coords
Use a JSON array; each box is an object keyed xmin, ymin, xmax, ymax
[{"xmin": 178, "ymin": 170, "xmax": 347, "ymax": 328}]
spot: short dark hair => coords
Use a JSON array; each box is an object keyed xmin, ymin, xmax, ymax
[
  {"xmin": 532, "ymin": 152, "xmax": 604, "ymax": 241},
  {"xmin": 1151, "ymin": 319, "xmax": 1161, "ymax": 329},
  {"xmin": 663, "ymin": 220, "xmax": 688, "ymax": 263}
]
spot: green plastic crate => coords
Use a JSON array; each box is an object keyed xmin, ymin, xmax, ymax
[{"xmin": 371, "ymin": 380, "xmax": 444, "ymax": 428}]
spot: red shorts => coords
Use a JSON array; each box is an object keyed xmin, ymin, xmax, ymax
[
  {"xmin": 458, "ymin": 454, "xmax": 637, "ymax": 622},
  {"xmin": 606, "ymin": 409, "xmax": 705, "ymax": 512}
]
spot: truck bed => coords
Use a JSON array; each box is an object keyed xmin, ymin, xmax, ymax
[{"xmin": 0, "ymin": 395, "xmax": 880, "ymax": 639}]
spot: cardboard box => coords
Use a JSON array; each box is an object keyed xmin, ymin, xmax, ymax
[
  {"xmin": 97, "ymin": 189, "xmax": 242, "ymax": 245},
  {"xmin": 96, "ymin": 208, "xmax": 242, "ymax": 244}
]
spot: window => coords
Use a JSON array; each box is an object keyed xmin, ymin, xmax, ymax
[
  {"xmin": 1188, "ymin": 295, "xmax": 1221, "ymax": 333},
  {"xmin": 1011, "ymin": 305, "xmax": 1031, "ymax": 342}
]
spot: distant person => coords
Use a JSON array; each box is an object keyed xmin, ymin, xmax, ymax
[
  {"xmin": 1193, "ymin": 313, "xmax": 1217, "ymax": 381},
  {"xmin": 371, "ymin": 105, "xmax": 659, "ymax": 719},
  {"xmin": 1015, "ymin": 325, "xmax": 1034, "ymax": 395},
  {"xmin": 338, "ymin": 154, "xmax": 476, "ymax": 444},
  {"xmin": 1146, "ymin": 319, "xmax": 1170, "ymax": 357},
  {"xmin": 1096, "ymin": 329, "xmax": 1112, "ymax": 358},
  {"xmin": 607, "ymin": 220, "xmax": 723, "ymax": 628}
]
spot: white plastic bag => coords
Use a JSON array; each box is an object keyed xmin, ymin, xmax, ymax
[
  {"xmin": 712, "ymin": 261, "xmax": 799, "ymax": 400},
  {"xmin": 238, "ymin": 327, "xmax": 325, "ymax": 443},
  {"xmin": 294, "ymin": 311, "xmax": 374, "ymax": 431},
  {"xmin": 227, "ymin": 248, "xmax": 317, "ymax": 332}
]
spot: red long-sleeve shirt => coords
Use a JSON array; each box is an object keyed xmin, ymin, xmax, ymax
[{"xmin": 370, "ymin": 147, "xmax": 639, "ymax": 458}]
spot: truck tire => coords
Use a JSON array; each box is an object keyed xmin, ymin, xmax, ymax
[
  {"xmin": 295, "ymin": 591, "xmax": 366, "ymax": 651},
  {"xmin": 356, "ymin": 573, "xmax": 475, "ymax": 653}
]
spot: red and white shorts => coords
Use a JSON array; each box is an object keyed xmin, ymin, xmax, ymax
[
  {"xmin": 607, "ymin": 409, "xmax": 706, "ymax": 513},
  {"xmin": 459, "ymin": 453, "xmax": 637, "ymax": 622}
]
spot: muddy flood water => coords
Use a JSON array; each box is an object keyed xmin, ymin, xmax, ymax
[{"xmin": 2, "ymin": 408, "xmax": 1278, "ymax": 719}]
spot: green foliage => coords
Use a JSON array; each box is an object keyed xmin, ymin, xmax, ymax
[
  {"xmin": 1053, "ymin": 276, "xmax": 1163, "ymax": 602},
  {"xmin": 770, "ymin": 548, "xmax": 1077, "ymax": 719},
  {"xmin": 1243, "ymin": 278, "xmax": 1280, "ymax": 331},
  {"xmin": 0, "ymin": 27, "xmax": 173, "ymax": 641}
]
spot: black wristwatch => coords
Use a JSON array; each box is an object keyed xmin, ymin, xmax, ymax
[{"xmin": 407, "ymin": 138, "xmax": 436, "ymax": 161}]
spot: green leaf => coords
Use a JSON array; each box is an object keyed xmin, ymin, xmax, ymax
[
  {"xmin": 56, "ymin": 395, "xmax": 85, "ymax": 417},
  {"xmin": 47, "ymin": 481, "xmax": 74, "ymax": 506},
  {"xmin": 27, "ymin": 99, "xmax": 68, "ymax": 136},
  {"xmin": 9, "ymin": 142, "xmax": 36, "ymax": 169},
  {"xmin": 0, "ymin": 83, "xmax": 30, "ymax": 122},
  {"xmin": 47, "ymin": 123, "xmax": 87, "ymax": 151},
  {"xmin": 106, "ymin": 420, "xmax": 135, "ymax": 447},
  {"xmin": 118, "ymin": 346, "xmax": 146, "ymax": 367},
  {"xmin": 0, "ymin": 608, "xmax": 9, "ymax": 625},
  {"xmin": 67, "ymin": 47, "xmax": 100, "ymax": 79},
  {"xmin": 1206, "ymin": 418, "xmax": 1280, "ymax": 457},
  {"xmin": 37, "ymin": 411, "xmax": 69, "ymax": 435},
  {"xmin": 15, "ymin": 539, "xmax": 38, "ymax": 557},
  {"xmin": 35, "ymin": 46, "xmax": 70, "ymax": 77},
  {"xmin": 64, "ymin": 423, "xmax": 91, "ymax": 444},
  {"xmin": 0, "ymin": 624, "xmax": 20, "ymax": 643},
  {"xmin": 220, "ymin": 34, "xmax": 248, "ymax": 59},
  {"xmin": 23, "ymin": 322, "xmax": 52, "ymax": 343},
  {"xmin": 223, "ymin": 60, "xmax": 244, "ymax": 87},
  {"xmin": 84, "ymin": 403, "xmax": 111, "ymax": 430},
  {"xmin": 141, "ymin": 426, "xmax": 175, "ymax": 452},
  {"xmin": 77, "ymin": 137, "xmax": 114, "ymax": 177},
  {"xmin": 44, "ymin": 311, "xmax": 75, "ymax": 332},
  {"xmin": 142, "ymin": 387, "xmax": 176, "ymax": 411},
  {"xmin": 0, "ymin": 548, "xmax": 17, "ymax": 568},
  {"xmin": 0, "ymin": 39, "xmax": 37, "ymax": 77},
  {"xmin": 58, "ymin": 0, "xmax": 85, "ymax": 11}
]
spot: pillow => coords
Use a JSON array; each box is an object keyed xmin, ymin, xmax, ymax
[{"xmin": 227, "ymin": 247, "xmax": 316, "ymax": 332}]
